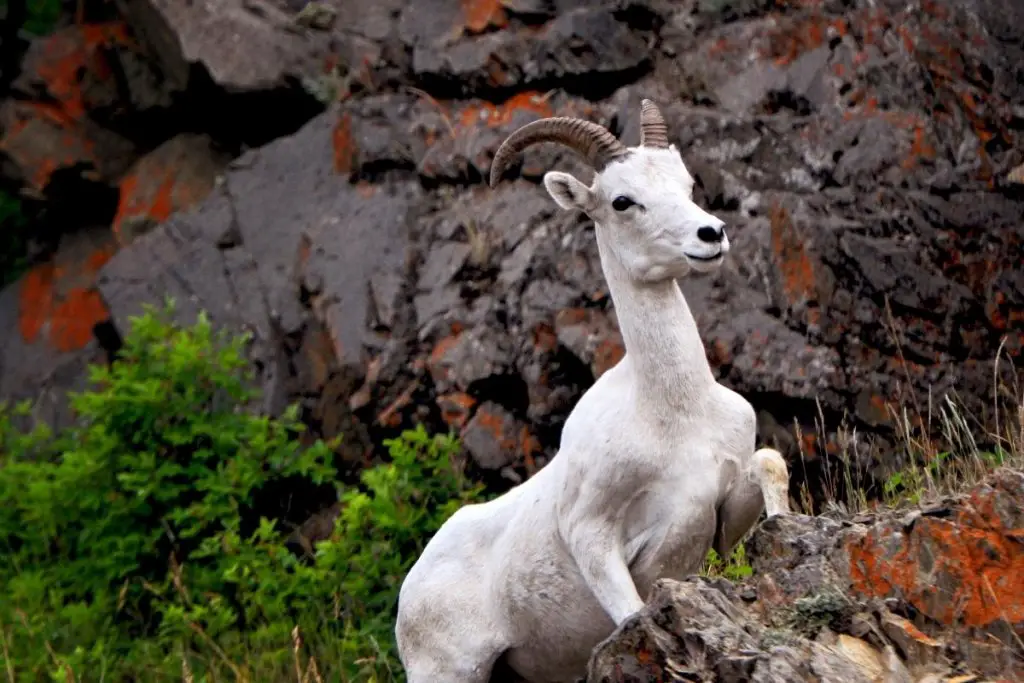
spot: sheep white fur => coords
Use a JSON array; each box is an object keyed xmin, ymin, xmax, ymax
[{"xmin": 394, "ymin": 101, "xmax": 791, "ymax": 683}]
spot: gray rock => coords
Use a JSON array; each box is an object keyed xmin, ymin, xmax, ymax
[
  {"xmin": 411, "ymin": 7, "xmax": 651, "ymax": 95},
  {"xmin": 588, "ymin": 472, "xmax": 1024, "ymax": 681},
  {"xmin": 460, "ymin": 401, "xmax": 526, "ymax": 470}
]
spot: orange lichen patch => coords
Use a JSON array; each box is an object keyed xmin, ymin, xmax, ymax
[
  {"xmin": 34, "ymin": 23, "xmax": 131, "ymax": 120},
  {"xmin": 531, "ymin": 322, "xmax": 558, "ymax": 354},
  {"xmin": 900, "ymin": 122, "xmax": 937, "ymax": 170},
  {"xmin": 457, "ymin": 92, "xmax": 554, "ymax": 131},
  {"xmin": 706, "ymin": 338, "xmax": 733, "ymax": 368},
  {"xmin": 554, "ymin": 307, "xmax": 589, "ymax": 327},
  {"xmin": 427, "ymin": 333, "xmax": 463, "ymax": 383},
  {"xmin": 355, "ymin": 181, "xmax": 377, "ymax": 198},
  {"xmin": 920, "ymin": 0, "xmax": 950, "ymax": 21},
  {"xmin": 707, "ymin": 37, "xmax": 730, "ymax": 57},
  {"xmin": 798, "ymin": 430, "xmax": 818, "ymax": 459},
  {"xmin": 0, "ymin": 24, "xmax": 135, "ymax": 191},
  {"xmin": 519, "ymin": 426, "xmax": 541, "ymax": 473},
  {"xmin": 17, "ymin": 244, "xmax": 115, "ymax": 352},
  {"xmin": 111, "ymin": 135, "xmax": 225, "ymax": 245},
  {"xmin": 848, "ymin": 483, "xmax": 1024, "ymax": 628},
  {"xmin": 762, "ymin": 13, "xmax": 840, "ymax": 65},
  {"xmin": 769, "ymin": 203, "xmax": 817, "ymax": 307},
  {"xmin": 18, "ymin": 264, "xmax": 57, "ymax": 343},
  {"xmin": 465, "ymin": 403, "xmax": 519, "ymax": 452},
  {"xmin": 592, "ymin": 337, "xmax": 625, "ymax": 378},
  {"xmin": 332, "ymin": 112, "xmax": 355, "ymax": 175},
  {"xmin": 0, "ymin": 102, "xmax": 100, "ymax": 191},
  {"xmin": 48, "ymin": 288, "xmax": 110, "ymax": 351},
  {"xmin": 461, "ymin": 0, "xmax": 507, "ymax": 34},
  {"xmin": 438, "ymin": 392, "xmax": 476, "ymax": 429},
  {"xmin": 112, "ymin": 173, "xmax": 170, "ymax": 242}
]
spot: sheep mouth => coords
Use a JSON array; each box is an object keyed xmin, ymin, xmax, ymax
[{"xmin": 685, "ymin": 252, "xmax": 723, "ymax": 262}]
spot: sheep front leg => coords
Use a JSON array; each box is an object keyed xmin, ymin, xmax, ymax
[
  {"xmin": 567, "ymin": 520, "xmax": 646, "ymax": 625},
  {"xmin": 712, "ymin": 448, "xmax": 790, "ymax": 557},
  {"xmin": 558, "ymin": 483, "xmax": 646, "ymax": 626}
]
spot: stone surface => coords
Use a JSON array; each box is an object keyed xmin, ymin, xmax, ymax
[
  {"xmin": 588, "ymin": 470, "xmax": 1024, "ymax": 682},
  {"xmin": 1, "ymin": 0, "xmax": 1022, "ymax": 506},
  {"xmin": 96, "ymin": 107, "xmax": 421, "ymax": 460},
  {"xmin": 111, "ymin": 133, "xmax": 229, "ymax": 246},
  {"xmin": 0, "ymin": 226, "xmax": 117, "ymax": 431},
  {"xmin": 0, "ymin": 23, "xmax": 143, "ymax": 195}
]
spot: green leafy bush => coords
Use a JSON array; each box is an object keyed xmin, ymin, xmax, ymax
[
  {"xmin": 23, "ymin": 0, "xmax": 63, "ymax": 36},
  {"xmin": 0, "ymin": 304, "xmax": 484, "ymax": 682},
  {"xmin": 0, "ymin": 189, "xmax": 31, "ymax": 287}
]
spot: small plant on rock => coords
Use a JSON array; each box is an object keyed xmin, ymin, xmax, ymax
[
  {"xmin": 701, "ymin": 543, "xmax": 754, "ymax": 582},
  {"xmin": 783, "ymin": 588, "xmax": 854, "ymax": 637}
]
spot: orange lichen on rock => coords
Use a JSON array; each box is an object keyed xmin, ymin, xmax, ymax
[
  {"xmin": 762, "ymin": 13, "xmax": 840, "ymax": 65},
  {"xmin": 458, "ymin": 92, "xmax": 553, "ymax": 130},
  {"xmin": 48, "ymin": 288, "xmax": 111, "ymax": 352},
  {"xmin": 0, "ymin": 102, "xmax": 99, "ymax": 191},
  {"xmin": 17, "ymin": 244, "xmax": 115, "ymax": 352},
  {"xmin": 111, "ymin": 134, "xmax": 226, "ymax": 245},
  {"xmin": 438, "ymin": 392, "xmax": 477, "ymax": 429},
  {"xmin": 531, "ymin": 322, "xmax": 558, "ymax": 354},
  {"xmin": 847, "ymin": 474, "xmax": 1024, "ymax": 628},
  {"xmin": 462, "ymin": 402, "xmax": 520, "ymax": 455},
  {"xmin": 461, "ymin": 0, "xmax": 508, "ymax": 34},
  {"xmin": 592, "ymin": 337, "xmax": 625, "ymax": 378},
  {"xmin": 769, "ymin": 203, "xmax": 818, "ymax": 307},
  {"xmin": 17, "ymin": 263, "xmax": 57, "ymax": 344},
  {"xmin": 0, "ymin": 23, "xmax": 137, "ymax": 193},
  {"xmin": 333, "ymin": 112, "xmax": 355, "ymax": 175},
  {"xmin": 427, "ymin": 332, "xmax": 463, "ymax": 383},
  {"xmin": 34, "ymin": 23, "xmax": 131, "ymax": 119},
  {"xmin": 901, "ymin": 122, "xmax": 937, "ymax": 170}
]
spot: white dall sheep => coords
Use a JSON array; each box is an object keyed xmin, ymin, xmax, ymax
[{"xmin": 394, "ymin": 100, "xmax": 791, "ymax": 683}]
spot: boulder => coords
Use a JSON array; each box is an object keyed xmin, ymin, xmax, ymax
[
  {"xmin": 0, "ymin": 0, "xmax": 1021, "ymax": 502},
  {"xmin": 96, "ymin": 106, "xmax": 422, "ymax": 462},
  {"xmin": 587, "ymin": 469, "xmax": 1024, "ymax": 682},
  {"xmin": 0, "ymin": 226, "xmax": 117, "ymax": 431}
]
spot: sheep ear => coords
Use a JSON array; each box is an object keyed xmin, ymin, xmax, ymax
[{"xmin": 544, "ymin": 171, "xmax": 593, "ymax": 213}]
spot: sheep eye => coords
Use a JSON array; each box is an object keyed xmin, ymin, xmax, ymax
[{"xmin": 612, "ymin": 196, "xmax": 635, "ymax": 211}]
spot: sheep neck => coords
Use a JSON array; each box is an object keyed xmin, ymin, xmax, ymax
[{"xmin": 594, "ymin": 226, "xmax": 715, "ymax": 415}]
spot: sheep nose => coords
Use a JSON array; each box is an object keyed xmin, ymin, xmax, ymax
[{"xmin": 696, "ymin": 225, "xmax": 725, "ymax": 243}]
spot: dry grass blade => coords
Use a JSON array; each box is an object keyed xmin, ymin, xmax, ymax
[
  {"xmin": 303, "ymin": 656, "xmax": 324, "ymax": 683},
  {"xmin": 292, "ymin": 626, "xmax": 303, "ymax": 683},
  {"xmin": 185, "ymin": 621, "xmax": 247, "ymax": 683},
  {"xmin": 0, "ymin": 620, "xmax": 15, "ymax": 683},
  {"xmin": 404, "ymin": 86, "xmax": 457, "ymax": 139},
  {"xmin": 1007, "ymin": 162, "xmax": 1024, "ymax": 185},
  {"xmin": 181, "ymin": 650, "xmax": 194, "ymax": 683}
]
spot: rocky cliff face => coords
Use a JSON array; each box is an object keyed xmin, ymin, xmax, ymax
[
  {"xmin": 588, "ymin": 468, "xmax": 1024, "ymax": 682},
  {"xmin": 1, "ymin": 0, "xmax": 1022, "ymax": 501}
]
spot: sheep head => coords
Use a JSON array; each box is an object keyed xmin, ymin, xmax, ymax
[{"xmin": 489, "ymin": 100, "xmax": 729, "ymax": 282}]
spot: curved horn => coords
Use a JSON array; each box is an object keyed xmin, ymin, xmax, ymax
[
  {"xmin": 489, "ymin": 117, "xmax": 628, "ymax": 188},
  {"xmin": 639, "ymin": 99, "xmax": 670, "ymax": 148}
]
